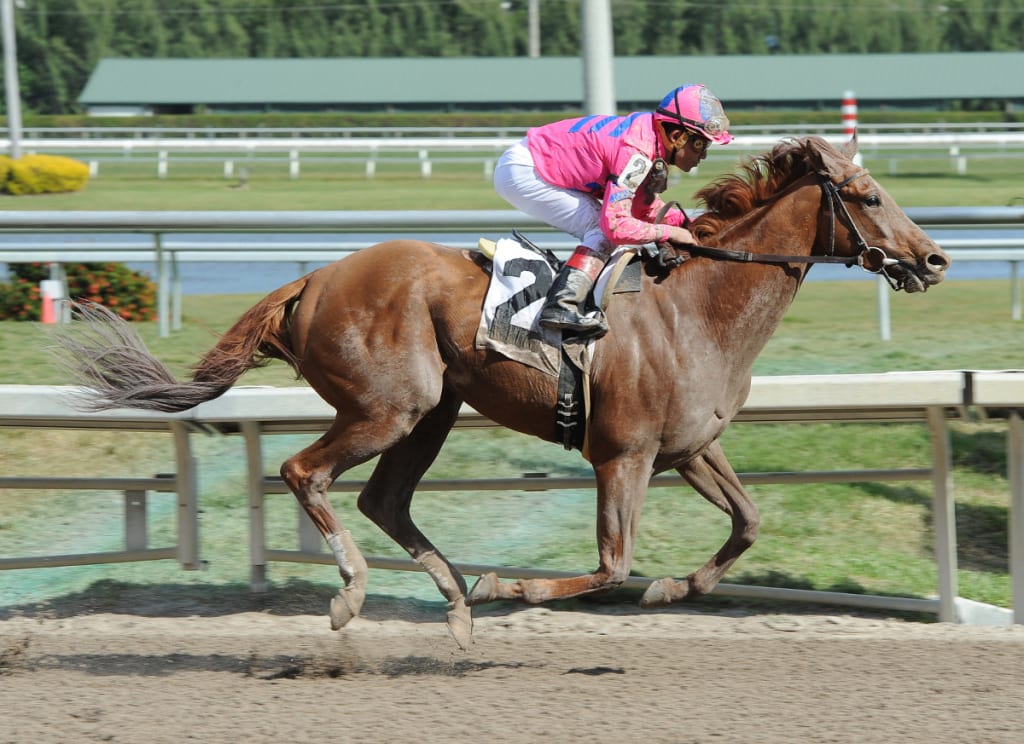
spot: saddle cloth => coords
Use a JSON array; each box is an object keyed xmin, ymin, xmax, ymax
[{"xmin": 474, "ymin": 237, "xmax": 640, "ymax": 376}]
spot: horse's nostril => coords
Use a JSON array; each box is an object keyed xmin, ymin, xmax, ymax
[{"xmin": 927, "ymin": 252, "xmax": 950, "ymax": 272}]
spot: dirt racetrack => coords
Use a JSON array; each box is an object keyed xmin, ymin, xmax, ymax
[{"xmin": 2, "ymin": 586, "xmax": 1023, "ymax": 744}]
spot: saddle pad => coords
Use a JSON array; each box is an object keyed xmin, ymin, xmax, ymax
[
  {"xmin": 474, "ymin": 238, "xmax": 639, "ymax": 376},
  {"xmin": 475, "ymin": 238, "xmax": 565, "ymax": 376}
]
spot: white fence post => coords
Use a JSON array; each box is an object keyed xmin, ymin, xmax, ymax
[
  {"xmin": 1009, "ymin": 412, "xmax": 1024, "ymax": 624},
  {"xmin": 877, "ymin": 275, "xmax": 892, "ymax": 341},
  {"xmin": 1012, "ymin": 261, "xmax": 1021, "ymax": 321},
  {"xmin": 242, "ymin": 420, "xmax": 268, "ymax": 592},
  {"xmin": 170, "ymin": 421, "xmax": 202, "ymax": 570},
  {"xmin": 124, "ymin": 490, "xmax": 148, "ymax": 551},
  {"xmin": 928, "ymin": 406, "xmax": 959, "ymax": 622}
]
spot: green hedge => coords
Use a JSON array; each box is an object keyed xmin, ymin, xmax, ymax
[{"xmin": 0, "ymin": 263, "xmax": 156, "ymax": 322}]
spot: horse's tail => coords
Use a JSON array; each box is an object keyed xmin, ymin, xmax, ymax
[{"xmin": 52, "ymin": 275, "xmax": 310, "ymax": 413}]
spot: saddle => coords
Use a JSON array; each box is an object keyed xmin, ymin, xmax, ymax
[{"xmin": 474, "ymin": 232, "xmax": 643, "ymax": 454}]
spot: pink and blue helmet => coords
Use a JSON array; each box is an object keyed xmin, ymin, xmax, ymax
[{"xmin": 654, "ymin": 84, "xmax": 733, "ymax": 145}]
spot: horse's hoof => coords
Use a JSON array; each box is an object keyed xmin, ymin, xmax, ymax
[
  {"xmin": 446, "ymin": 597, "xmax": 473, "ymax": 650},
  {"xmin": 466, "ymin": 572, "xmax": 500, "ymax": 606},
  {"xmin": 329, "ymin": 586, "xmax": 365, "ymax": 630},
  {"xmin": 640, "ymin": 577, "xmax": 680, "ymax": 608}
]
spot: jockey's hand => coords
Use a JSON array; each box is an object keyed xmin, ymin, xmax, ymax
[
  {"xmin": 649, "ymin": 225, "xmax": 695, "ymax": 268},
  {"xmin": 664, "ymin": 225, "xmax": 696, "ymax": 246},
  {"xmin": 653, "ymin": 241, "xmax": 686, "ymax": 269}
]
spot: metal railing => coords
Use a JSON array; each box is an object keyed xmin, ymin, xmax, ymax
[
  {"xmin": 1, "ymin": 207, "xmax": 1022, "ymax": 338},
  {"xmin": 2, "ymin": 373, "xmax": 1018, "ymax": 625},
  {"xmin": 4, "ymin": 127, "xmax": 1024, "ymax": 181}
]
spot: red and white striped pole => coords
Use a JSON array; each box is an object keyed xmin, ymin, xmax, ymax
[
  {"xmin": 841, "ymin": 90, "xmax": 858, "ymax": 138},
  {"xmin": 841, "ymin": 90, "xmax": 863, "ymax": 165}
]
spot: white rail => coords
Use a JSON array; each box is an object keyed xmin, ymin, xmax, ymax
[
  {"xmin": 5, "ymin": 130, "xmax": 1024, "ymax": 180},
  {"xmin": 1, "ymin": 208, "xmax": 1022, "ymax": 338},
  {"xmin": 0, "ymin": 374, "xmax": 1018, "ymax": 625}
]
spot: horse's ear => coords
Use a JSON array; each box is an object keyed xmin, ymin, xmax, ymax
[
  {"xmin": 805, "ymin": 136, "xmax": 847, "ymax": 180},
  {"xmin": 840, "ymin": 131, "xmax": 859, "ymax": 161}
]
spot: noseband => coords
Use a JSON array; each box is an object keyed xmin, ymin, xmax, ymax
[{"xmin": 819, "ymin": 171, "xmax": 903, "ymax": 289}]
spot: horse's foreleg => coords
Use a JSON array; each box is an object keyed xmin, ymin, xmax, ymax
[
  {"xmin": 468, "ymin": 455, "xmax": 651, "ymax": 606},
  {"xmin": 356, "ymin": 391, "xmax": 473, "ymax": 648},
  {"xmin": 641, "ymin": 440, "xmax": 760, "ymax": 608}
]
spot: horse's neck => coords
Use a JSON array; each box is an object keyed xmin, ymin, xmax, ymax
[{"xmin": 674, "ymin": 182, "xmax": 821, "ymax": 370}]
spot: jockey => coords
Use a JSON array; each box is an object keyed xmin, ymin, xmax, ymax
[{"xmin": 493, "ymin": 83, "xmax": 733, "ymax": 339}]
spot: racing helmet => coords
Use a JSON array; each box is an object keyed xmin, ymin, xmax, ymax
[{"xmin": 654, "ymin": 84, "xmax": 733, "ymax": 145}]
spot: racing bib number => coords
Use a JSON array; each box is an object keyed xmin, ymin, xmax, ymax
[{"xmin": 617, "ymin": 153, "xmax": 654, "ymax": 192}]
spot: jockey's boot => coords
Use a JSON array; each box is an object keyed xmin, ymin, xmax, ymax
[{"xmin": 539, "ymin": 245, "xmax": 609, "ymax": 339}]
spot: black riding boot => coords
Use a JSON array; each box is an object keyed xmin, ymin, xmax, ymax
[{"xmin": 539, "ymin": 265, "xmax": 609, "ymax": 339}]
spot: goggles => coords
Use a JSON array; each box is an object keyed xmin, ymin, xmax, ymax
[
  {"xmin": 687, "ymin": 135, "xmax": 710, "ymax": 152},
  {"xmin": 657, "ymin": 111, "xmax": 730, "ymax": 138}
]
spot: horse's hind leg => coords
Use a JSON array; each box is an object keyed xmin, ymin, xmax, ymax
[
  {"xmin": 468, "ymin": 453, "xmax": 653, "ymax": 606},
  {"xmin": 280, "ymin": 414, "xmax": 414, "ymax": 631},
  {"xmin": 641, "ymin": 440, "xmax": 760, "ymax": 607},
  {"xmin": 355, "ymin": 390, "xmax": 473, "ymax": 647}
]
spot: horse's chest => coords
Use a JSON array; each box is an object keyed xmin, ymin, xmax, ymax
[
  {"xmin": 658, "ymin": 382, "xmax": 747, "ymax": 457},
  {"xmin": 661, "ymin": 406, "xmax": 732, "ymax": 454}
]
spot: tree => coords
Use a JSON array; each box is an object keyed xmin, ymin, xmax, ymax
[{"xmin": 1, "ymin": 0, "xmax": 1022, "ymax": 116}]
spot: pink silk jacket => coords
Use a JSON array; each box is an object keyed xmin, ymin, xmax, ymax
[{"xmin": 526, "ymin": 112, "xmax": 688, "ymax": 247}]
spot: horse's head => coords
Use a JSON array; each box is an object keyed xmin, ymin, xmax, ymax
[{"xmin": 805, "ymin": 135, "xmax": 950, "ymax": 293}]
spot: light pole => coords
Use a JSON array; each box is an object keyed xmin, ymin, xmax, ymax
[
  {"xmin": 580, "ymin": 0, "xmax": 616, "ymax": 115},
  {"xmin": 528, "ymin": 0, "xmax": 540, "ymax": 58},
  {"xmin": 1, "ymin": 0, "xmax": 22, "ymax": 159}
]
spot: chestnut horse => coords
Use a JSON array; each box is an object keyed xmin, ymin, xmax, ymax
[{"xmin": 53, "ymin": 137, "xmax": 949, "ymax": 648}]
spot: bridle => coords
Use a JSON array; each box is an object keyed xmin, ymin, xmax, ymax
[
  {"xmin": 656, "ymin": 170, "xmax": 907, "ymax": 289},
  {"xmin": 819, "ymin": 171, "xmax": 904, "ymax": 289}
]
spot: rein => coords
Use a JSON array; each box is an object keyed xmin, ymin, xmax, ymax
[{"xmin": 656, "ymin": 171, "xmax": 898, "ymax": 281}]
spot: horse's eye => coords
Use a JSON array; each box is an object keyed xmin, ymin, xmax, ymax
[{"xmin": 864, "ymin": 194, "xmax": 881, "ymax": 207}]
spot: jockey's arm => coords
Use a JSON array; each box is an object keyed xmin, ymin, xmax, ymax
[
  {"xmin": 599, "ymin": 180, "xmax": 695, "ymax": 248},
  {"xmin": 638, "ymin": 195, "xmax": 690, "ymax": 230}
]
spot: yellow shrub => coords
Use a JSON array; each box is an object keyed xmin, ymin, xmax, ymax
[
  {"xmin": 3, "ymin": 154, "xmax": 90, "ymax": 195},
  {"xmin": 0, "ymin": 155, "xmax": 12, "ymax": 185}
]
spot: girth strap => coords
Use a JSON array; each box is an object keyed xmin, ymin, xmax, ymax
[{"xmin": 555, "ymin": 344, "xmax": 586, "ymax": 451}]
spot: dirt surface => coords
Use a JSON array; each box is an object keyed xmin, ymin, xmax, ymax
[{"xmin": 2, "ymin": 590, "xmax": 1023, "ymax": 744}]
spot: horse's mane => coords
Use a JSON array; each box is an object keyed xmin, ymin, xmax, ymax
[{"xmin": 690, "ymin": 137, "xmax": 825, "ymax": 242}]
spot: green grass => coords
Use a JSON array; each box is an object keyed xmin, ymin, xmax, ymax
[{"xmin": 1, "ymin": 154, "xmax": 1021, "ymax": 617}]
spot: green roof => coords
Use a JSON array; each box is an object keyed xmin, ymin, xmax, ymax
[{"xmin": 79, "ymin": 53, "xmax": 1024, "ymax": 110}]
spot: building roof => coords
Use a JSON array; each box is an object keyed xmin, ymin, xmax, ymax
[{"xmin": 78, "ymin": 53, "xmax": 1024, "ymax": 111}]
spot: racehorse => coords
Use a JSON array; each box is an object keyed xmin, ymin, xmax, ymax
[{"xmin": 52, "ymin": 136, "xmax": 949, "ymax": 648}]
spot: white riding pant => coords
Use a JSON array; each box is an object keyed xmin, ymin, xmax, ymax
[{"xmin": 493, "ymin": 139, "xmax": 613, "ymax": 258}]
